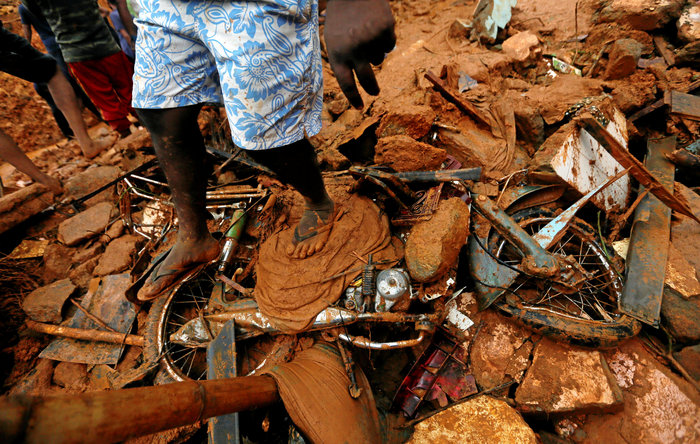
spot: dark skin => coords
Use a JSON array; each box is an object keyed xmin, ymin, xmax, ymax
[{"xmin": 136, "ymin": 0, "xmax": 395, "ymax": 300}]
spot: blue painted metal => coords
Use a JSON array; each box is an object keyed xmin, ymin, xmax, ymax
[{"xmin": 207, "ymin": 320, "xmax": 240, "ymax": 444}]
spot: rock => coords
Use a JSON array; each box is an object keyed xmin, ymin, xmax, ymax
[
  {"xmin": 69, "ymin": 257, "xmax": 100, "ymax": 289},
  {"xmin": 101, "ymin": 219, "xmax": 125, "ymax": 243},
  {"xmin": 661, "ymin": 287, "xmax": 700, "ymax": 343},
  {"xmin": 375, "ymin": 106, "xmax": 436, "ymax": 140},
  {"xmin": 448, "ymin": 18, "xmax": 471, "ymax": 40},
  {"xmin": 405, "ymin": 198, "xmax": 470, "ymax": 282},
  {"xmin": 672, "ymin": 183, "xmax": 700, "ymax": 274},
  {"xmin": 8, "ymin": 359, "xmax": 55, "ymax": 396},
  {"xmin": 0, "ymin": 184, "xmax": 54, "ymax": 235},
  {"xmin": 53, "ymin": 362, "xmax": 89, "ymax": 392},
  {"xmin": 673, "ymin": 344, "xmax": 700, "ymax": 382},
  {"xmin": 43, "ymin": 242, "xmax": 73, "ymax": 283},
  {"xmin": 374, "ymin": 135, "xmax": 446, "ymax": 172},
  {"xmin": 512, "ymin": 99, "xmax": 545, "ymax": 154},
  {"xmin": 93, "ymin": 235, "xmax": 140, "ymax": 276},
  {"xmin": 71, "ymin": 242, "xmax": 104, "ymax": 265},
  {"xmin": 22, "ymin": 278, "xmax": 76, "ymax": 323},
  {"xmin": 677, "ymin": 3, "xmax": 700, "ymax": 44},
  {"xmin": 515, "ymin": 339, "xmax": 623, "ymax": 414},
  {"xmin": 445, "ymin": 52, "xmax": 512, "ymax": 84},
  {"xmin": 407, "ymin": 395, "xmax": 537, "ymax": 444},
  {"xmin": 597, "ymin": 0, "xmax": 685, "ymax": 31},
  {"xmin": 62, "ymin": 166, "xmax": 121, "ymax": 206},
  {"xmin": 470, "ymin": 311, "xmax": 534, "ymax": 390},
  {"xmin": 58, "ymin": 202, "xmax": 115, "ymax": 246},
  {"xmin": 502, "ymin": 31, "xmax": 540, "ymax": 62},
  {"xmin": 665, "ymin": 243, "xmax": 700, "ymax": 298},
  {"xmin": 604, "ymin": 39, "xmax": 644, "ymax": 80},
  {"xmin": 582, "ymin": 339, "xmax": 700, "ymax": 443}
]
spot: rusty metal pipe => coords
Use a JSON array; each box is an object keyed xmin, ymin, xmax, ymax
[
  {"xmin": 0, "ymin": 376, "xmax": 279, "ymax": 444},
  {"xmin": 26, "ymin": 320, "xmax": 145, "ymax": 347}
]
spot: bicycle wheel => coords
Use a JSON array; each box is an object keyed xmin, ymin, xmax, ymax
[
  {"xmin": 487, "ymin": 208, "xmax": 641, "ymax": 348},
  {"xmin": 144, "ymin": 267, "xmax": 218, "ymax": 382}
]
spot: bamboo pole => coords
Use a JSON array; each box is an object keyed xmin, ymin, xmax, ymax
[
  {"xmin": 26, "ymin": 320, "xmax": 145, "ymax": 347},
  {"xmin": 0, "ymin": 376, "xmax": 279, "ymax": 443}
]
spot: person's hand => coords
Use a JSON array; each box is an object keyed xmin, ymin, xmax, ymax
[{"xmin": 324, "ymin": 0, "xmax": 396, "ymax": 108}]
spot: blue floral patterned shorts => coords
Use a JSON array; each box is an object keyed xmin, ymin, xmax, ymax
[{"xmin": 132, "ymin": 0, "xmax": 323, "ymax": 150}]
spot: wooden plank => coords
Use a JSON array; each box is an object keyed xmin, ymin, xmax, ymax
[
  {"xmin": 580, "ymin": 115, "xmax": 700, "ymax": 223},
  {"xmin": 629, "ymin": 79, "xmax": 700, "ymax": 122},
  {"xmin": 669, "ymin": 90, "xmax": 700, "ymax": 121},
  {"xmin": 620, "ymin": 136, "xmax": 675, "ymax": 326},
  {"xmin": 653, "ymin": 35, "xmax": 676, "ymax": 66},
  {"xmin": 424, "ymin": 71, "xmax": 491, "ymax": 127}
]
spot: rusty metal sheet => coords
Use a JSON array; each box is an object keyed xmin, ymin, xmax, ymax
[
  {"xmin": 581, "ymin": 115, "xmax": 700, "ymax": 223},
  {"xmin": 620, "ymin": 136, "xmax": 675, "ymax": 326},
  {"xmin": 40, "ymin": 273, "xmax": 136, "ymax": 365},
  {"xmin": 207, "ymin": 320, "xmax": 240, "ymax": 444},
  {"xmin": 669, "ymin": 91, "xmax": 700, "ymax": 121}
]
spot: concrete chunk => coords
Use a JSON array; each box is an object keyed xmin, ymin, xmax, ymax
[{"xmin": 93, "ymin": 235, "xmax": 139, "ymax": 276}]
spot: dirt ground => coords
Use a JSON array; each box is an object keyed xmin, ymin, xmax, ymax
[{"xmin": 1, "ymin": 0, "xmax": 699, "ymax": 442}]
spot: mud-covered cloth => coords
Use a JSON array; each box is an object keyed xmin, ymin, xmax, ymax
[
  {"xmin": 131, "ymin": 0, "xmax": 323, "ymax": 151},
  {"xmin": 254, "ymin": 195, "xmax": 403, "ymax": 332},
  {"xmin": 263, "ymin": 342, "xmax": 382, "ymax": 444},
  {"xmin": 0, "ymin": 24, "xmax": 56, "ymax": 84},
  {"xmin": 25, "ymin": 0, "xmax": 121, "ymax": 63}
]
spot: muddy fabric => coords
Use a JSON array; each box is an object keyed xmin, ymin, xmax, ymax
[
  {"xmin": 255, "ymin": 195, "xmax": 402, "ymax": 332},
  {"xmin": 263, "ymin": 342, "xmax": 381, "ymax": 444}
]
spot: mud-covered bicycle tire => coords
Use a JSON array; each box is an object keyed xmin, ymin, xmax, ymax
[{"xmin": 488, "ymin": 208, "xmax": 642, "ymax": 348}]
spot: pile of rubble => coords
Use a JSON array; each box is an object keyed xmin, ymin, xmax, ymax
[{"xmin": 1, "ymin": 0, "xmax": 700, "ymax": 442}]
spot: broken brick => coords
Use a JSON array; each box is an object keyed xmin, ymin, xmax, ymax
[
  {"xmin": 93, "ymin": 235, "xmax": 140, "ymax": 276},
  {"xmin": 605, "ymin": 39, "xmax": 644, "ymax": 80},
  {"xmin": 374, "ymin": 135, "xmax": 446, "ymax": 172}
]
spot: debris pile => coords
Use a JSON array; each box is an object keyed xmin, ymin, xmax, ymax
[{"xmin": 1, "ymin": 0, "xmax": 699, "ymax": 442}]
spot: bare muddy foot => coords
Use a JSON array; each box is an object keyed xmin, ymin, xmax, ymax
[
  {"xmin": 81, "ymin": 134, "xmax": 117, "ymax": 159},
  {"xmin": 286, "ymin": 199, "xmax": 336, "ymax": 259},
  {"xmin": 137, "ymin": 234, "xmax": 221, "ymax": 301}
]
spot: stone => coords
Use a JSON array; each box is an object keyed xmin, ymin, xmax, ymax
[
  {"xmin": 94, "ymin": 235, "xmax": 140, "ymax": 276},
  {"xmin": 375, "ymin": 106, "xmax": 436, "ymax": 140},
  {"xmin": 0, "ymin": 184, "xmax": 54, "ymax": 235},
  {"xmin": 671, "ymin": 183, "xmax": 700, "ymax": 274},
  {"xmin": 407, "ymin": 395, "xmax": 536, "ymax": 444},
  {"xmin": 582, "ymin": 339, "xmax": 700, "ymax": 443},
  {"xmin": 665, "ymin": 244, "xmax": 700, "ymax": 298},
  {"xmin": 22, "ymin": 278, "xmax": 76, "ymax": 324},
  {"xmin": 58, "ymin": 202, "xmax": 115, "ymax": 246},
  {"xmin": 673, "ymin": 344, "xmax": 700, "ymax": 382},
  {"xmin": 374, "ymin": 135, "xmax": 446, "ymax": 172},
  {"xmin": 43, "ymin": 242, "xmax": 73, "ymax": 283},
  {"xmin": 677, "ymin": 4, "xmax": 700, "ymax": 44},
  {"xmin": 470, "ymin": 311, "xmax": 534, "ymax": 390},
  {"xmin": 405, "ymin": 198, "xmax": 470, "ymax": 282},
  {"xmin": 53, "ymin": 362, "xmax": 89, "ymax": 392},
  {"xmin": 62, "ymin": 165, "xmax": 121, "ymax": 205},
  {"xmin": 502, "ymin": 31, "xmax": 540, "ymax": 62},
  {"xmin": 69, "ymin": 257, "xmax": 100, "ymax": 289},
  {"xmin": 100, "ymin": 219, "xmax": 125, "ymax": 243},
  {"xmin": 660, "ymin": 287, "xmax": 700, "ymax": 343},
  {"xmin": 604, "ymin": 39, "xmax": 644, "ymax": 80},
  {"xmin": 513, "ymin": 100, "xmax": 545, "ymax": 154},
  {"xmin": 8, "ymin": 359, "xmax": 55, "ymax": 396},
  {"xmin": 515, "ymin": 339, "xmax": 623, "ymax": 414},
  {"xmin": 597, "ymin": 0, "xmax": 685, "ymax": 31},
  {"xmin": 71, "ymin": 242, "xmax": 104, "ymax": 265}
]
